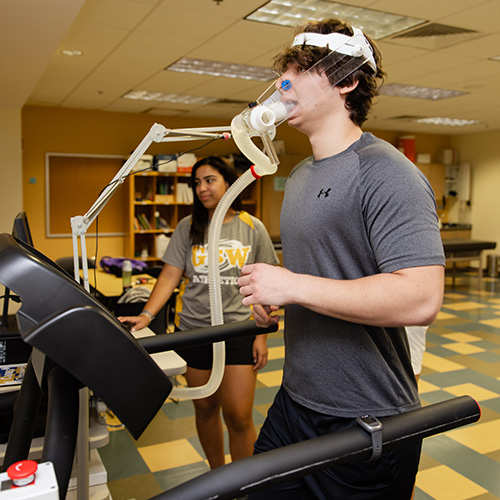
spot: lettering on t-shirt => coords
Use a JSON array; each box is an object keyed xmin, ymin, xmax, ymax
[
  {"xmin": 192, "ymin": 275, "xmax": 239, "ymax": 285},
  {"xmin": 192, "ymin": 238, "xmax": 252, "ymax": 275}
]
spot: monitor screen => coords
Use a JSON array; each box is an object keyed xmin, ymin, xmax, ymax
[
  {"xmin": 3, "ymin": 212, "xmax": 34, "ymax": 331},
  {"xmin": 12, "ymin": 212, "xmax": 34, "ymax": 247}
]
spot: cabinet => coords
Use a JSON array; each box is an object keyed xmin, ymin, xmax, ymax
[
  {"xmin": 126, "ymin": 171, "xmax": 261, "ymax": 262},
  {"xmin": 415, "ymin": 162, "xmax": 446, "ymax": 201}
]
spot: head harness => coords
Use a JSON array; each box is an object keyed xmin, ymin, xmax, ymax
[{"xmin": 291, "ymin": 27, "xmax": 377, "ymax": 72}]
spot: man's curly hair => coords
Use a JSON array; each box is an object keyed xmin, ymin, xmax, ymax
[{"xmin": 273, "ymin": 18, "xmax": 385, "ymax": 126}]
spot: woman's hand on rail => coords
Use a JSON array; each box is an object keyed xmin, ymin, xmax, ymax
[
  {"xmin": 252, "ymin": 334, "xmax": 269, "ymax": 371},
  {"xmin": 252, "ymin": 304, "xmax": 280, "ymax": 328},
  {"xmin": 118, "ymin": 315, "xmax": 150, "ymax": 333}
]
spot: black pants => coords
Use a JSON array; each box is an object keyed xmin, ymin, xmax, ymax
[{"xmin": 249, "ymin": 387, "xmax": 421, "ymax": 500}]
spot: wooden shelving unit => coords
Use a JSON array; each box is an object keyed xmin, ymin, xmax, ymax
[
  {"xmin": 126, "ymin": 171, "xmax": 261, "ymax": 262},
  {"xmin": 126, "ymin": 172, "xmax": 190, "ymax": 261}
]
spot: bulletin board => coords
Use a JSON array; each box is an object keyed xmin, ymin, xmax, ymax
[{"xmin": 45, "ymin": 153, "xmax": 128, "ymax": 237}]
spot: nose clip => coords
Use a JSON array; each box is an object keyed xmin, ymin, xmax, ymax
[{"xmin": 280, "ymin": 79, "xmax": 292, "ymax": 91}]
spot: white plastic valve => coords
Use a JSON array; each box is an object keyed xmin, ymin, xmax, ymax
[
  {"xmin": 248, "ymin": 106, "xmax": 277, "ymax": 134},
  {"xmin": 248, "ymin": 100, "xmax": 294, "ymax": 134}
]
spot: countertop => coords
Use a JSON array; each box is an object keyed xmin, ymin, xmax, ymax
[{"xmin": 440, "ymin": 223, "xmax": 472, "ymax": 231}]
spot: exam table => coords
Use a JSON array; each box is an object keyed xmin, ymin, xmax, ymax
[{"xmin": 443, "ymin": 238, "xmax": 497, "ymax": 287}]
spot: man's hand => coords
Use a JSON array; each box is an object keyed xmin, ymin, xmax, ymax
[{"xmin": 238, "ymin": 263, "xmax": 292, "ymax": 307}]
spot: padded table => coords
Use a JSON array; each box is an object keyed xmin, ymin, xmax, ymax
[{"xmin": 442, "ymin": 239, "xmax": 497, "ymax": 288}]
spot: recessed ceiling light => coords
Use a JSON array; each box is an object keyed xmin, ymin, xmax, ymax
[
  {"xmin": 122, "ymin": 90, "xmax": 218, "ymax": 105},
  {"xmin": 380, "ymin": 83, "xmax": 467, "ymax": 100},
  {"xmin": 61, "ymin": 49, "xmax": 83, "ymax": 57},
  {"xmin": 415, "ymin": 117, "xmax": 480, "ymax": 127},
  {"xmin": 166, "ymin": 58, "xmax": 275, "ymax": 81},
  {"xmin": 246, "ymin": 0, "xmax": 425, "ymax": 39}
]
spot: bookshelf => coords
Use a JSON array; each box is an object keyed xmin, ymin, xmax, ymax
[{"xmin": 126, "ymin": 171, "xmax": 261, "ymax": 262}]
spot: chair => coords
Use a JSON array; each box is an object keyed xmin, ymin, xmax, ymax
[
  {"xmin": 55, "ymin": 256, "xmax": 96, "ymax": 275},
  {"xmin": 55, "ymin": 256, "xmax": 114, "ymax": 309},
  {"xmin": 144, "ymin": 265, "xmax": 163, "ymax": 278}
]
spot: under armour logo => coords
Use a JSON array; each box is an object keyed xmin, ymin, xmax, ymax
[{"xmin": 317, "ymin": 188, "xmax": 331, "ymax": 198}]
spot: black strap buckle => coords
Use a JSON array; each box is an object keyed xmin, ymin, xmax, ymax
[{"xmin": 356, "ymin": 415, "xmax": 383, "ymax": 461}]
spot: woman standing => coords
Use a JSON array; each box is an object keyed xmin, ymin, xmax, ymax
[{"xmin": 119, "ymin": 156, "xmax": 279, "ymax": 468}]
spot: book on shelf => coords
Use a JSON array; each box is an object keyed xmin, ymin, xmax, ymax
[
  {"xmin": 176, "ymin": 182, "xmax": 193, "ymax": 204},
  {"xmin": 156, "ymin": 214, "xmax": 170, "ymax": 231},
  {"xmin": 137, "ymin": 213, "xmax": 152, "ymax": 230}
]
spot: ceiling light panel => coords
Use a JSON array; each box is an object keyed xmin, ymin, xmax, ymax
[
  {"xmin": 415, "ymin": 117, "xmax": 480, "ymax": 127},
  {"xmin": 122, "ymin": 90, "xmax": 218, "ymax": 105},
  {"xmin": 380, "ymin": 83, "xmax": 468, "ymax": 100},
  {"xmin": 246, "ymin": 0, "xmax": 425, "ymax": 39},
  {"xmin": 166, "ymin": 58, "xmax": 275, "ymax": 81},
  {"xmin": 61, "ymin": 49, "xmax": 83, "ymax": 57}
]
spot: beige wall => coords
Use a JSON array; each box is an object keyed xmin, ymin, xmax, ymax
[
  {"xmin": 452, "ymin": 130, "xmax": 500, "ymax": 257},
  {"xmin": 0, "ymin": 107, "xmax": 24, "ymax": 313},
  {"xmin": 0, "ymin": 108, "xmax": 23, "ymax": 234}
]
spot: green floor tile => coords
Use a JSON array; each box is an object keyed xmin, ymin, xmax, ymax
[
  {"xmin": 135, "ymin": 409, "xmax": 197, "ymax": 447},
  {"xmin": 155, "ymin": 462, "xmax": 210, "ymax": 492},
  {"xmin": 97, "ymin": 429, "xmax": 149, "ymax": 481},
  {"xmin": 423, "ymin": 435, "xmax": 500, "ymax": 496}
]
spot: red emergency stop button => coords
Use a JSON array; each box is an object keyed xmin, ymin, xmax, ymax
[{"xmin": 7, "ymin": 460, "xmax": 38, "ymax": 486}]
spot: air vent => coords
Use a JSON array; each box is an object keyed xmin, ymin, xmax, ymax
[
  {"xmin": 390, "ymin": 115, "xmax": 423, "ymax": 121},
  {"xmin": 393, "ymin": 22, "xmax": 477, "ymax": 38},
  {"xmin": 217, "ymin": 99, "xmax": 249, "ymax": 105}
]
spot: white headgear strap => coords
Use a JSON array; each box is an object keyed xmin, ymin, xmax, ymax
[{"xmin": 291, "ymin": 27, "xmax": 377, "ymax": 72}]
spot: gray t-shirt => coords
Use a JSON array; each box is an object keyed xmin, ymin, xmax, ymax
[
  {"xmin": 163, "ymin": 211, "xmax": 279, "ymax": 330},
  {"xmin": 281, "ymin": 132, "xmax": 445, "ymax": 418}
]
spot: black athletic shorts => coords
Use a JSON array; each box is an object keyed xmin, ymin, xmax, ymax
[{"xmin": 174, "ymin": 325, "xmax": 255, "ymax": 370}]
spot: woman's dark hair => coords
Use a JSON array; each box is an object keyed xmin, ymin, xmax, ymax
[
  {"xmin": 189, "ymin": 156, "xmax": 243, "ymax": 246},
  {"xmin": 273, "ymin": 18, "xmax": 385, "ymax": 126}
]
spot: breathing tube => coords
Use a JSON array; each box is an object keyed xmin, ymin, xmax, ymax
[
  {"xmin": 170, "ymin": 27, "xmax": 374, "ymax": 400},
  {"xmin": 169, "ymin": 135, "xmax": 278, "ymax": 401},
  {"xmin": 169, "ymin": 169, "xmax": 260, "ymax": 399}
]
